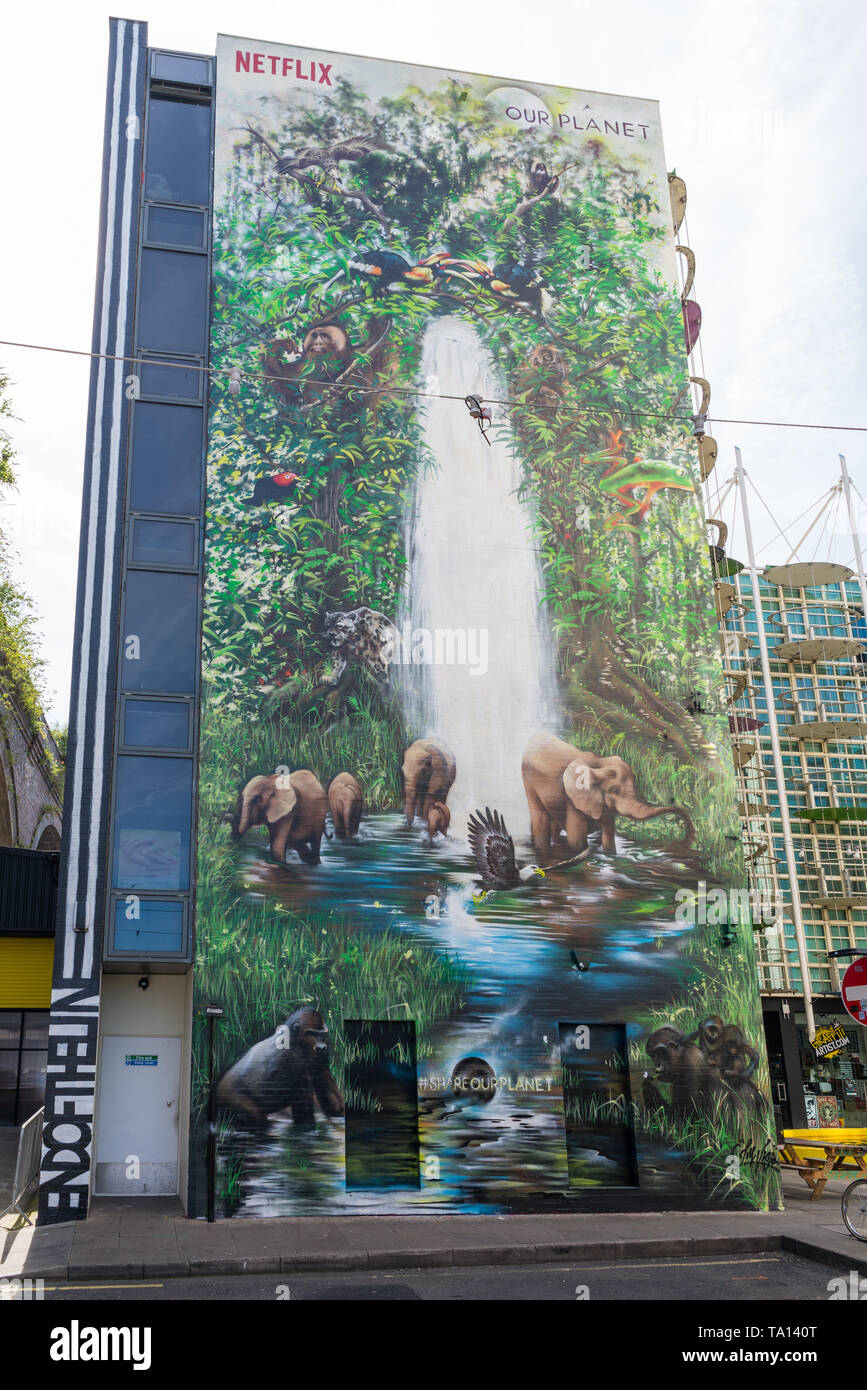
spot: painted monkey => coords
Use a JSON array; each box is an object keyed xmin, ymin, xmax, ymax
[
  {"xmin": 641, "ymin": 1025, "xmax": 728, "ymax": 1118},
  {"xmin": 518, "ymin": 343, "xmax": 568, "ymax": 409}
]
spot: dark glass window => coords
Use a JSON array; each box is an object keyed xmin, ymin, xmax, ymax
[
  {"xmin": 145, "ymin": 204, "xmax": 207, "ymax": 249},
  {"xmin": 138, "ymin": 250, "xmax": 208, "ymax": 356},
  {"xmin": 123, "ymin": 699, "xmax": 190, "ymax": 750},
  {"xmin": 131, "ymin": 518, "xmax": 197, "ymax": 569},
  {"xmin": 113, "ymin": 898, "xmax": 185, "ymax": 953},
  {"xmin": 129, "ymin": 402, "xmax": 203, "ymax": 513},
  {"xmin": 0, "ymin": 1010, "xmax": 48, "ymax": 1126},
  {"xmin": 112, "ymin": 756, "xmax": 193, "ymax": 890},
  {"xmin": 559, "ymin": 1022, "xmax": 637, "ymax": 1187},
  {"xmin": 121, "ymin": 570, "xmax": 198, "ymax": 693},
  {"xmin": 0, "ymin": 1012, "xmax": 20, "ymax": 1048},
  {"xmin": 0, "ymin": 1048, "xmax": 17, "ymax": 1125},
  {"xmin": 139, "ymin": 356, "xmax": 203, "ymax": 402},
  {"xmin": 344, "ymin": 1020, "xmax": 420, "ymax": 1190},
  {"xmin": 151, "ymin": 53, "xmax": 211, "ymax": 86},
  {"xmin": 22, "ymin": 1012, "xmax": 49, "ymax": 1048},
  {"xmin": 145, "ymin": 97, "xmax": 211, "ymax": 205}
]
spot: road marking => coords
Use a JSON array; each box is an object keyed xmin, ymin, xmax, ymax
[
  {"xmin": 45, "ymin": 1283, "xmax": 165, "ymax": 1291},
  {"xmin": 294, "ymin": 1256, "xmax": 783, "ymax": 1279},
  {"xmin": 579, "ymin": 1257, "xmax": 782, "ymax": 1272}
]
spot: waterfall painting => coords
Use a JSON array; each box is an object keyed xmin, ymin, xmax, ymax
[{"xmin": 189, "ymin": 35, "xmax": 781, "ymax": 1216}]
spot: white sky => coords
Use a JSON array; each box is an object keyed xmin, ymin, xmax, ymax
[{"xmin": 0, "ymin": 0, "xmax": 865, "ymax": 721}]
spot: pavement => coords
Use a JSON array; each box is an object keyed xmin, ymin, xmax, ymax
[{"xmin": 2, "ymin": 1172, "xmax": 866, "ymax": 1284}]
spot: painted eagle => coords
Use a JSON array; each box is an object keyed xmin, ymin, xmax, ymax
[
  {"xmin": 467, "ymin": 808, "xmax": 545, "ymax": 890},
  {"xmin": 276, "ymin": 134, "xmax": 392, "ymax": 176}
]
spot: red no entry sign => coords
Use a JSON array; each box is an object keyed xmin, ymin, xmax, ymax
[{"xmin": 841, "ymin": 956, "xmax": 867, "ymax": 1026}]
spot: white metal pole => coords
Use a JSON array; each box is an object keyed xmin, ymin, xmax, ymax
[
  {"xmin": 735, "ymin": 447, "xmax": 816, "ymax": 1041},
  {"xmin": 840, "ymin": 455, "xmax": 867, "ymax": 623}
]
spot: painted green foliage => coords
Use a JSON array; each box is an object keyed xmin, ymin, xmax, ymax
[
  {"xmin": 206, "ymin": 79, "xmax": 708, "ymax": 719},
  {"xmin": 194, "ymin": 59, "xmax": 779, "ymax": 1217}
]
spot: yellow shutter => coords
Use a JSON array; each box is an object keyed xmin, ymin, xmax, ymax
[{"xmin": 0, "ymin": 938, "xmax": 55, "ymax": 1007}]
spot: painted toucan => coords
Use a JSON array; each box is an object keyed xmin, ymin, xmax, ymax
[
  {"xmin": 347, "ymin": 250, "xmax": 451, "ymax": 291},
  {"xmin": 241, "ymin": 472, "xmax": 302, "ymax": 507},
  {"xmin": 447, "ymin": 257, "xmax": 555, "ymax": 317}
]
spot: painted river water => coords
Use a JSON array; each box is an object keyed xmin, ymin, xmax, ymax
[{"xmin": 223, "ymin": 814, "xmax": 708, "ymax": 1216}]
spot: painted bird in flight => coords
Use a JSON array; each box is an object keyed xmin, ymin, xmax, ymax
[
  {"xmin": 274, "ymin": 133, "xmax": 393, "ymax": 176},
  {"xmin": 467, "ymin": 808, "xmax": 545, "ymax": 891},
  {"xmin": 467, "ymin": 806, "xmax": 591, "ymax": 895}
]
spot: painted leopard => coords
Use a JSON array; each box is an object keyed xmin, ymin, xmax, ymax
[{"xmin": 322, "ymin": 607, "xmax": 399, "ymax": 687}]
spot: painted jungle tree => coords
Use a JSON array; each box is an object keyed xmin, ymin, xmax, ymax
[{"xmin": 206, "ymin": 77, "xmax": 720, "ymax": 773}]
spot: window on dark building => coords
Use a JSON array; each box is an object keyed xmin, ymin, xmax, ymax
[
  {"xmin": 122, "ymin": 699, "xmax": 190, "ymax": 750},
  {"xmin": 0, "ymin": 1011, "xmax": 49, "ymax": 1126},
  {"xmin": 112, "ymin": 898, "xmax": 185, "ymax": 953},
  {"xmin": 138, "ymin": 250, "xmax": 208, "ymax": 356},
  {"xmin": 121, "ymin": 571, "xmax": 198, "ymax": 694},
  {"xmin": 112, "ymin": 756, "xmax": 193, "ymax": 891},
  {"xmin": 145, "ymin": 204, "xmax": 207, "ymax": 249},
  {"xmin": 145, "ymin": 97, "xmax": 211, "ymax": 206},
  {"xmin": 129, "ymin": 402, "xmax": 204, "ymax": 513},
  {"xmin": 130, "ymin": 518, "xmax": 197, "ymax": 569}
]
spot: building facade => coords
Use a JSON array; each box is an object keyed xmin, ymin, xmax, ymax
[
  {"xmin": 39, "ymin": 20, "xmax": 779, "ymax": 1224},
  {"xmin": 719, "ymin": 535, "xmax": 867, "ymax": 1132},
  {"xmin": 0, "ymin": 696, "xmax": 62, "ymax": 1127}
]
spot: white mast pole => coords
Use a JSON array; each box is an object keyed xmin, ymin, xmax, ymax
[
  {"xmin": 735, "ymin": 447, "xmax": 816, "ymax": 1041},
  {"xmin": 840, "ymin": 455, "xmax": 867, "ymax": 623}
]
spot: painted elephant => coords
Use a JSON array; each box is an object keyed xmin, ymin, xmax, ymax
[
  {"xmin": 236, "ymin": 769, "xmax": 327, "ymax": 864},
  {"xmin": 426, "ymin": 800, "xmax": 451, "ymax": 846},
  {"xmin": 402, "ymin": 737, "xmax": 456, "ymax": 825},
  {"xmin": 327, "ymin": 771, "xmax": 363, "ymax": 839},
  {"xmin": 521, "ymin": 731, "xmax": 693, "ymax": 856}
]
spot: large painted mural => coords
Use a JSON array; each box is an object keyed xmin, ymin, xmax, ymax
[{"xmin": 189, "ymin": 35, "xmax": 781, "ymax": 1216}]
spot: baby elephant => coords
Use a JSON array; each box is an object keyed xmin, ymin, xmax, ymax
[
  {"xmin": 427, "ymin": 801, "xmax": 450, "ymax": 846},
  {"xmin": 327, "ymin": 772, "xmax": 363, "ymax": 839}
]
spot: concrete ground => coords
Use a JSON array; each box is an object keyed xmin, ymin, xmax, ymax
[{"xmin": 2, "ymin": 1171, "xmax": 866, "ymax": 1286}]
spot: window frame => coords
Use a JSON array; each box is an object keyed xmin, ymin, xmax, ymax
[
  {"xmin": 127, "ymin": 514, "xmax": 200, "ymax": 573},
  {"xmin": 105, "ymin": 892, "xmax": 190, "ymax": 962}
]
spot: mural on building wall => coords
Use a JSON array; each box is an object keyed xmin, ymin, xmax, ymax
[{"xmin": 191, "ymin": 35, "xmax": 780, "ymax": 1215}]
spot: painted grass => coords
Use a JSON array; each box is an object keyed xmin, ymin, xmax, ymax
[
  {"xmin": 200, "ymin": 676, "xmax": 405, "ymax": 823},
  {"xmin": 629, "ymin": 918, "xmax": 782, "ymax": 1210},
  {"xmin": 191, "ymin": 897, "xmax": 471, "ymax": 1121}
]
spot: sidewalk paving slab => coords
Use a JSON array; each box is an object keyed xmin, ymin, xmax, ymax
[{"xmin": 3, "ymin": 1171, "xmax": 866, "ymax": 1283}]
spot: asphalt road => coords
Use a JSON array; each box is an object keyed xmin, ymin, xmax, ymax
[{"xmin": 34, "ymin": 1252, "xmax": 842, "ymax": 1300}]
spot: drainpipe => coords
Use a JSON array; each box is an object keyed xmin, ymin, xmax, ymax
[{"xmin": 736, "ymin": 448, "xmax": 816, "ymax": 1041}]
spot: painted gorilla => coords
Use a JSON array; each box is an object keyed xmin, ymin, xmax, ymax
[
  {"xmin": 322, "ymin": 607, "xmax": 399, "ymax": 687},
  {"xmin": 641, "ymin": 1025, "xmax": 729, "ymax": 1118},
  {"xmin": 216, "ymin": 1007, "xmax": 344, "ymax": 1127}
]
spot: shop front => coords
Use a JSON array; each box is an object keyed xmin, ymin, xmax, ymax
[{"xmin": 795, "ymin": 1005, "xmax": 867, "ymax": 1128}]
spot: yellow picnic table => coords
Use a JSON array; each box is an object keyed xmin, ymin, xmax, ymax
[{"xmin": 779, "ymin": 1128, "xmax": 867, "ymax": 1201}]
